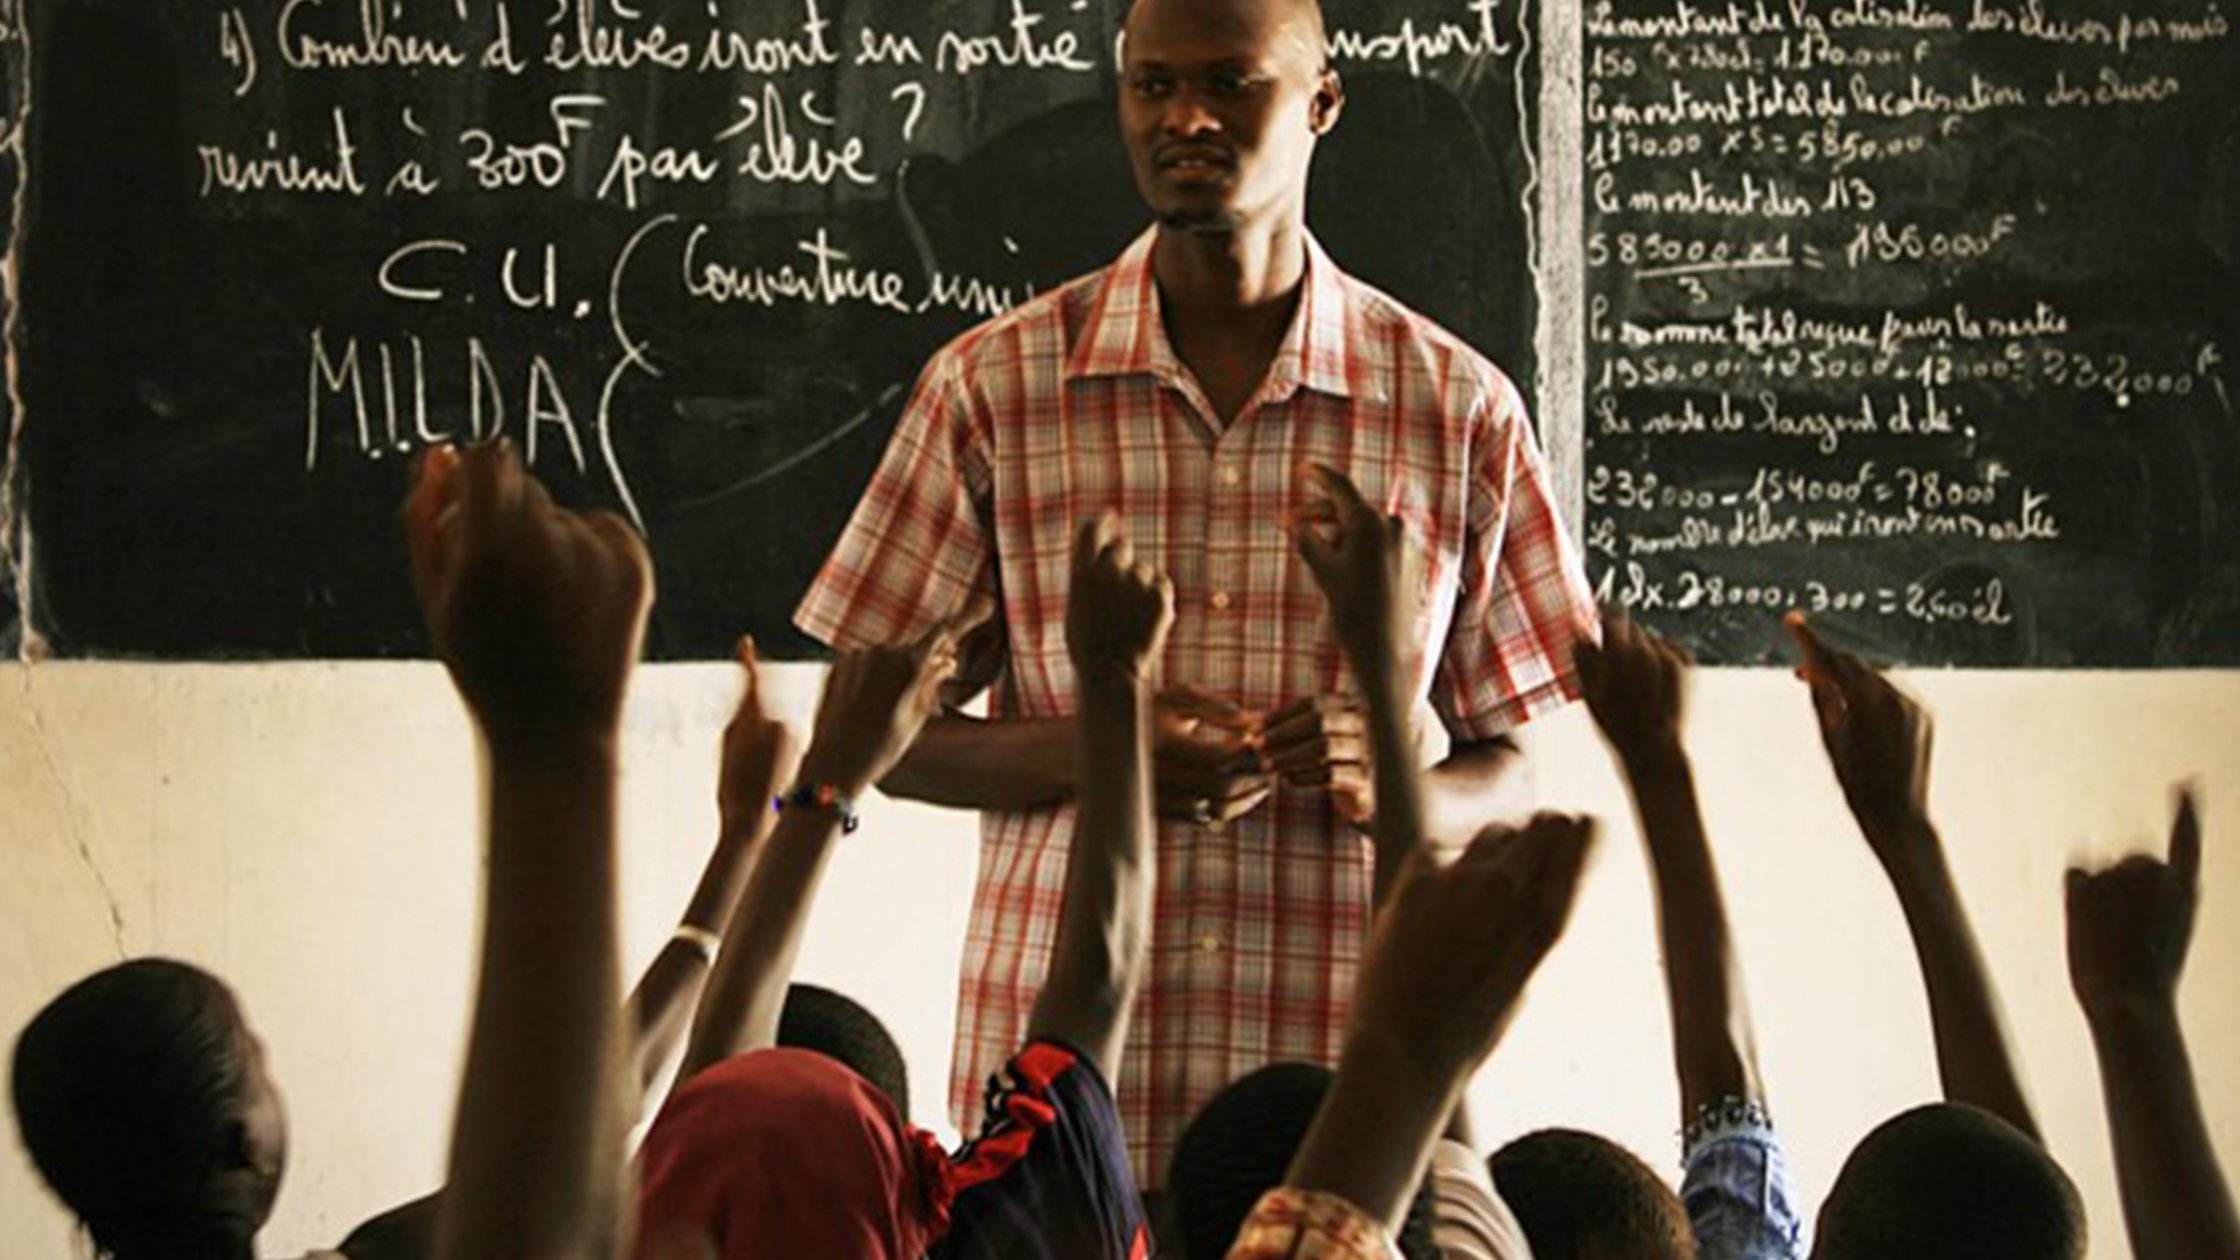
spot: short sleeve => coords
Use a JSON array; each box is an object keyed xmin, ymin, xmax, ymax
[
  {"xmin": 929, "ymin": 1040, "xmax": 1150, "ymax": 1260},
  {"xmin": 1226, "ymin": 1187, "xmax": 1405, "ymax": 1260},
  {"xmin": 1427, "ymin": 1139, "xmax": 1536, "ymax": 1260},
  {"xmin": 1680, "ymin": 1098, "xmax": 1808, "ymax": 1260},
  {"xmin": 795, "ymin": 352, "xmax": 997, "ymax": 651},
  {"xmin": 1429, "ymin": 378, "xmax": 1599, "ymax": 741}
]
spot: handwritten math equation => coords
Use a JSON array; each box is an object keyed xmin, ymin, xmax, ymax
[{"xmin": 1581, "ymin": 0, "xmax": 2236, "ymax": 662}]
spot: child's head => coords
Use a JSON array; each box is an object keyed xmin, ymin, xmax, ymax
[
  {"xmin": 778, "ymin": 982, "xmax": 910, "ymax": 1119},
  {"xmin": 1487, "ymin": 1127, "xmax": 1694, "ymax": 1260},
  {"xmin": 1812, "ymin": 1103, "xmax": 2084, "ymax": 1260},
  {"xmin": 1168, "ymin": 1062, "xmax": 1438, "ymax": 1259},
  {"xmin": 637, "ymin": 1048, "xmax": 947, "ymax": 1260},
  {"xmin": 13, "ymin": 959, "xmax": 287, "ymax": 1260}
]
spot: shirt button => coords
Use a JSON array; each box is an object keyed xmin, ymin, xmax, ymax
[
  {"xmin": 1196, "ymin": 932, "xmax": 1224, "ymax": 954},
  {"xmin": 1210, "ymin": 590, "xmax": 1232, "ymax": 611},
  {"xmin": 1219, "ymin": 465, "xmax": 1243, "ymax": 488}
]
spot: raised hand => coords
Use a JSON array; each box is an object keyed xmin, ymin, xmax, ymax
[
  {"xmin": 1789, "ymin": 613, "xmax": 2043, "ymax": 1139},
  {"xmin": 1284, "ymin": 811, "xmax": 1598, "ymax": 1229},
  {"xmin": 1292, "ymin": 462, "xmax": 1426, "ymax": 690},
  {"xmin": 795, "ymin": 628, "xmax": 960, "ymax": 798},
  {"xmin": 2069, "ymin": 789, "xmax": 2202, "ymax": 1020},
  {"xmin": 717, "ymin": 635, "xmax": 801, "ymax": 840},
  {"xmin": 1786, "ymin": 613, "xmax": 1934, "ymax": 859},
  {"xmin": 1575, "ymin": 610, "xmax": 1689, "ymax": 768},
  {"xmin": 1030, "ymin": 514, "xmax": 1175, "ymax": 1074},
  {"xmin": 1350, "ymin": 813, "xmax": 1599, "ymax": 1086},
  {"xmin": 404, "ymin": 441, "xmax": 653, "ymax": 748},
  {"xmin": 1066, "ymin": 511, "xmax": 1176, "ymax": 683}
]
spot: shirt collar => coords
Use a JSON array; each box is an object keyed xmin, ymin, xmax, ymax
[{"xmin": 1066, "ymin": 228, "xmax": 1374, "ymax": 402}]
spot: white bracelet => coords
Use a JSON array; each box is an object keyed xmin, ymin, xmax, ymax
[{"xmin": 671, "ymin": 924, "xmax": 722, "ymax": 966}]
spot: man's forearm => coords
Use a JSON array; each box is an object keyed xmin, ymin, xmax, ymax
[{"xmin": 878, "ymin": 711, "xmax": 1077, "ymax": 811}]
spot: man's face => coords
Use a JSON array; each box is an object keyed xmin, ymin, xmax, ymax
[{"xmin": 1119, "ymin": 0, "xmax": 1340, "ymax": 235}]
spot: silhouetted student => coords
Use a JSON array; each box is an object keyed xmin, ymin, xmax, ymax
[
  {"xmin": 408, "ymin": 440, "xmax": 653, "ymax": 1260},
  {"xmin": 1787, "ymin": 615, "xmax": 2083, "ymax": 1260},
  {"xmin": 634, "ymin": 513, "xmax": 1168, "ymax": 1259},
  {"xmin": 1499, "ymin": 611, "xmax": 1802, "ymax": 1260},
  {"xmin": 1217, "ymin": 465, "xmax": 1593, "ymax": 1260},
  {"xmin": 2067, "ymin": 788, "xmax": 2240, "ymax": 1260},
  {"xmin": 11, "ymin": 444, "xmax": 745, "ymax": 1260}
]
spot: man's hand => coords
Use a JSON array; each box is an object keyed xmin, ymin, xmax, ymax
[
  {"xmin": 1576, "ymin": 611, "xmax": 1689, "ymax": 768},
  {"xmin": 1787, "ymin": 613, "xmax": 1936, "ymax": 861},
  {"xmin": 1293, "ymin": 462, "xmax": 1427, "ymax": 693},
  {"xmin": 795, "ymin": 629, "xmax": 959, "ymax": 799},
  {"xmin": 404, "ymin": 442, "xmax": 652, "ymax": 748},
  {"xmin": 1154, "ymin": 685, "xmax": 1272, "ymax": 825},
  {"xmin": 2069, "ymin": 788, "xmax": 2202, "ymax": 1022},
  {"xmin": 1348, "ymin": 812, "xmax": 1599, "ymax": 1088},
  {"xmin": 1066, "ymin": 512, "xmax": 1176, "ymax": 683},
  {"xmin": 1259, "ymin": 694, "xmax": 1375, "ymax": 824},
  {"xmin": 717, "ymin": 635, "xmax": 801, "ymax": 839}
]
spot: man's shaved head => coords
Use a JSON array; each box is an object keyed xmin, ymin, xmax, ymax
[
  {"xmin": 1117, "ymin": 0, "xmax": 1342, "ymax": 235},
  {"xmin": 1123, "ymin": 0, "xmax": 1329, "ymax": 76}
]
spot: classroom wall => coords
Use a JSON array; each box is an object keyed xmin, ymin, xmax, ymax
[{"xmin": 2, "ymin": 662, "xmax": 2234, "ymax": 1258}]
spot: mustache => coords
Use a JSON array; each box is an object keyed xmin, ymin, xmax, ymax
[{"xmin": 1154, "ymin": 143, "xmax": 1235, "ymax": 167}]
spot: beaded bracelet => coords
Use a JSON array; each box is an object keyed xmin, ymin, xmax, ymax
[
  {"xmin": 1681, "ymin": 1094, "xmax": 1774, "ymax": 1152},
  {"xmin": 773, "ymin": 783, "xmax": 860, "ymax": 834}
]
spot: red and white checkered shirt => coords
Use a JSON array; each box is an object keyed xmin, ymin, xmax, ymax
[{"xmin": 795, "ymin": 229, "xmax": 1594, "ymax": 1188}]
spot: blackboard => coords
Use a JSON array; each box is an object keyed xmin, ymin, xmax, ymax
[
  {"xmin": 1581, "ymin": 0, "xmax": 2240, "ymax": 666},
  {"xmin": 7, "ymin": 0, "xmax": 1540, "ymax": 659},
  {"xmin": 0, "ymin": 0, "xmax": 24, "ymax": 656}
]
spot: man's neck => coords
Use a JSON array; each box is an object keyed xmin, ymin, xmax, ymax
[
  {"xmin": 1150, "ymin": 219, "xmax": 1310, "ymax": 423},
  {"xmin": 1150, "ymin": 218, "xmax": 1309, "ymax": 323}
]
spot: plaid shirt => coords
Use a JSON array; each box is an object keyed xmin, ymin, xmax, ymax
[{"xmin": 796, "ymin": 229, "xmax": 1594, "ymax": 1187}]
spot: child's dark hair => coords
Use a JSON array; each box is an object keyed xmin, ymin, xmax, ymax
[
  {"xmin": 1487, "ymin": 1127, "xmax": 1695, "ymax": 1260},
  {"xmin": 1814, "ymin": 1103, "xmax": 2085, "ymax": 1260},
  {"xmin": 1168, "ymin": 1062, "xmax": 1438, "ymax": 1260},
  {"xmin": 13, "ymin": 959, "xmax": 261, "ymax": 1260},
  {"xmin": 777, "ymin": 982, "xmax": 911, "ymax": 1119}
]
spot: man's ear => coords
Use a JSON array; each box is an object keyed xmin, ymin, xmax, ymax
[{"xmin": 1310, "ymin": 67, "xmax": 1346, "ymax": 135}]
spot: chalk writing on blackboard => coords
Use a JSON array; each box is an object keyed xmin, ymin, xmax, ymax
[
  {"xmin": 16, "ymin": 0, "xmax": 1543, "ymax": 658},
  {"xmin": 1582, "ymin": 0, "xmax": 2239, "ymax": 666}
]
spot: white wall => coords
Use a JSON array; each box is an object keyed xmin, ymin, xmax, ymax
[{"xmin": 2, "ymin": 662, "xmax": 2235, "ymax": 1259}]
